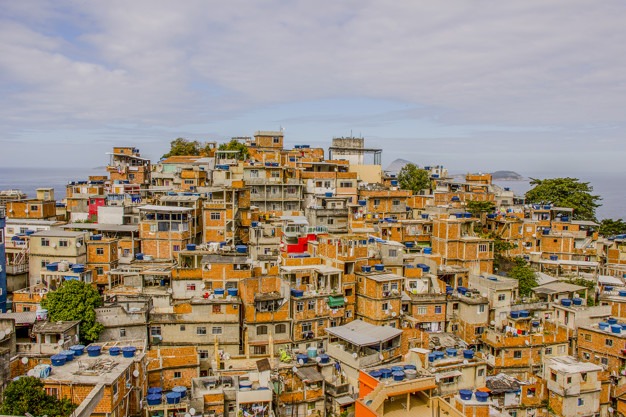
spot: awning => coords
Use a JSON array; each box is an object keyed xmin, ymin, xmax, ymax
[
  {"xmin": 435, "ymin": 370, "xmax": 462, "ymax": 381},
  {"xmin": 327, "ymin": 296, "xmax": 345, "ymax": 308}
]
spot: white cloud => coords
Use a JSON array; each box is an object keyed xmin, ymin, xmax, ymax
[{"xmin": 1, "ymin": 0, "xmax": 626, "ymax": 169}]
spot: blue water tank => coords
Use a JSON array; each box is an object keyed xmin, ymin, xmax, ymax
[
  {"xmin": 374, "ymin": 264, "xmax": 385, "ymax": 271},
  {"xmin": 560, "ymin": 299, "xmax": 572, "ymax": 306},
  {"xmin": 109, "ymin": 347, "xmax": 121, "ymax": 356},
  {"xmin": 459, "ymin": 389, "xmax": 473, "ymax": 400},
  {"xmin": 227, "ymin": 288, "xmax": 238, "ymax": 297},
  {"xmin": 165, "ymin": 392, "xmax": 181, "ymax": 404},
  {"xmin": 146, "ymin": 394, "xmax": 162, "ymax": 406},
  {"xmin": 186, "ymin": 244, "xmax": 196, "ymax": 251},
  {"xmin": 122, "ymin": 346, "xmax": 137, "ymax": 358},
  {"xmin": 475, "ymin": 392, "xmax": 489, "ymax": 402},
  {"xmin": 423, "ymin": 247, "xmax": 432, "ymax": 255},
  {"xmin": 87, "ymin": 345, "xmax": 101, "ymax": 357}
]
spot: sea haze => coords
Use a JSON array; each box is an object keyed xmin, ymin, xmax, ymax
[{"xmin": 0, "ymin": 167, "xmax": 623, "ymax": 220}]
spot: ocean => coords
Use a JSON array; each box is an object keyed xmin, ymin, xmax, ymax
[{"xmin": 0, "ymin": 167, "xmax": 623, "ymax": 220}]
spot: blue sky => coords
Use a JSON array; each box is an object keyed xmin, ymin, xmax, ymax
[{"xmin": 1, "ymin": 1, "xmax": 626, "ymax": 176}]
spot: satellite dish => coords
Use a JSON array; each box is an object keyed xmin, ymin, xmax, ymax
[
  {"xmin": 58, "ymin": 339, "xmax": 65, "ymax": 346},
  {"xmin": 379, "ymin": 354, "xmax": 384, "ymax": 360},
  {"xmin": 0, "ymin": 330, "xmax": 5, "ymax": 339},
  {"xmin": 27, "ymin": 369, "xmax": 36, "ymax": 377},
  {"xmin": 133, "ymin": 370, "xmax": 139, "ymax": 378},
  {"xmin": 292, "ymin": 366, "xmax": 298, "ymax": 373},
  {"xmin": 76, "ymin": 242, "xmax": 82, "ymax": 247},
  {"xmin": 189, "ymin": 408, "xmax": 196, "ymax": 415},
  {"xmin": 298, "ymin": 359, "xmax": 304, "ymax": 365},
  {"xmin": 352, "ymin": 352, "xmax": 358, "ymax": 359},
  {"xmin": 315, "ymin": 356, "xmax": 321, "ymax": 363},
  {"xmin": 185, "ymin": 414, "xmax": 191, "ymax": 417},
  {"xmin": 21, "ymin": 357, "xmax": 28, "ymax": 365},
  {"xmin": 392, "ymin": 312, "xmax": 397, "ymax": 317},
  {"xmin": 167, "ymin": 288, "xmax": 173, "ymax": 294}
]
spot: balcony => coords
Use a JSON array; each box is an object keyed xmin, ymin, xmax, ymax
[
  {"xmin": 6, "ymin": 263, "xmax": 28, "ymax": 274},
  {"xmin": 327, "ymin": 343, "xmax": 399, "ymax": 369}
]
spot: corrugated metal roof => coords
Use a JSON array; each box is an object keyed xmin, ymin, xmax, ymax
[{"xmin": 325, "ymin": 319, "xmax": 402, "ymax": 346}]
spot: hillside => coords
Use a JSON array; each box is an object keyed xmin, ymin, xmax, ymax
[{"xmin": 491, "ymin": 170, "xmax": 524, "ymax": 180}]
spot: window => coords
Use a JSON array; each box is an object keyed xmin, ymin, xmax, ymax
[
  {"xmin": 478, "ymin": 369, "xmax": 485, "ymax": 377},
  {"xmin": 173, "ymin": 244, "xmax": 180, "ymax": 252},
  {"xmin": 606, "ymin": 339, "xmax": 613, "ymax": 347},
  {"xmin": 46, "ymin": 387, "xmax": 58, "ymax": 398},
  {"xmin": 199, "ymin": 350, "xmax": 209, "ymax": 359},
  {"xmin": 345, "ymin": 288, "xmax": 353, "ymax": 297},
  {"xmin": 257, "ymin": 325, "xmax": 268, "ymax": 335},
  {"xmin": 498, "ymin": 294, "xmax": 506, "ymax": 301},
  {"xmin": 451, "ymin": 324, "xmax": 458, "ymax": 332},
  {"xmin": 271, "ymin": 170, "xmax": 280, "ymax": 178},
  {"xmin": 417, "ymin": 306, "xmax": 427, "ymax": 315},
  {"xmin": 112, "ymin": 381, "xmax": 118, "ymax": 396},
  {"xmin": 567, "ymin": 376, "xmax": 572, "ymax": 384},
  {"xmin": 583, "ymin": 352, "xmax": 590, "ymax": 360},
  {"xmin": 373, "ymin": 199, "xmax": 380, "ymax": 206},
  {"xmin": 452, "ymin": 303, "xmax": 459, "ymax": 311},
  {"xmin": 389, "ymin": 249, "xmax": 397, "ymax": 257},
  {"xmin": 478, "ymin": 305, "xmax": 485, "ymax": 313},
  {"xmin": 30, "ymin": 205, "xmax": 38, "ymax": 211},
  {"xmin": 318, "ymin": 319, "xmax": 324, "ymax": 326},
  {"xmin": 96, "ymin": 247, "xmax": 104, "ymax": 255},
  {"xmin": 475, "ymin": 327, "xmax": 485, "ymax": 335},
  {"xmin": 187, "ymin": 283, "xmax": 196, "ymax": 291},
  {"xmin": 275, "ymin": 324, "xmax": 287, "ymax": 334},
  {"xmin": 212, "ymin": 304, "xmax": 222, "ymax": 313},
  {"xmin": 253, "ymin": 346, "xmax": 267, "ymax": 355},
  {"xmin": 150, "ymin": 326, "xmax": 161, "ymax": 336},
  {"xmin": 59, "ymin": 240, "xmax": 69, "ymax": 247},
  {"xmin": 308, "ymin": 300, "xmax": 316, "ymax": 310},
  {"xmin": 174, "ymin": 371, "xmax": 182, "ymax": 379},
  {"xmin": 210, "ymin": 212, "xmax": 221, "ymax": 220},
  {"xmin": 250, "ymin": 169, "xmax": 259, "ymax": 178},
  {"xmin": 382, "ymin": 302, "xmax": 390, "ymax": 311},
  {"xmin": 551, "ymin": 371, "xmax": 557, "ymax": 381},
  {"xmin": 435, "ymin": 306, "xmax": 442, "ymax": 314},
  {"xmin": 212, "ymin": 326, "xmax": 222, "ymax": 335},
  {"xmin": 327, "ymin": 218, "xmax": 334, "ymax": 225},
  {"xmin": 302, "ymin": 322, "xmax": 312, "ymax": 333},
  {"xmin": 383, "ymin": 284, "xmax": 389, "ymax": 292},
  {"xmin": 296, "ymin": 301, "xmax": 304, "ymax": 312},
  {"xmin": 583, "ymin": 333, "xmax": 591, "ymax": 342},
  {"xmin": 180, "ymin": 325, "xmax": 186, "ymax": 331},
  {"xmin": 96, "ymin": 267, "xmax": 104, "ymax": 275},
  {"xmin": 601, "ymin": 357, "xmax": 608, "ymax": 365},
  {"xmin": 545, "ymin": 347, "xmax": 552, "ymax": 355},
  {"xmin": 273, "ymin": 136, "xmax": 280, "ymax": 144},
  {"xmin": 41, "ymin": 238, "xmax": 50, "ymax": 247},
  {"xmin": 197, "ymin": 326, "xmax": 207, "ymax": 335},
  {"xmin": 578, "ymin": 398, "xmax": 584, "ymax": 407},
  {"xmin": 120, "ymin": 328, "xmax": 126, "ymax": 338},
  {"xmin": 513, "ymin": 350, "xmax": 522, "ymax": 359},
  {"xmin": 345, "ymin": 310, "xmax": 353, "ymax": 318},
  {"xmin": 479, "ymin": 244, "xmax": 488, "ymax": 252}
]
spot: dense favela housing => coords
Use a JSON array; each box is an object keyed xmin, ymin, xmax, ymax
[{"xmin": 0, "ymin": 133, "xmax": 623, "ymax": 417}]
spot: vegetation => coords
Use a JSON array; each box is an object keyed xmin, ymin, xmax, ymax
[
  {"xmin": 162, "ymin": 138, "xmax": 202, "ymax": 158},
  {"xmin": 218, "ymin": 139, "xmax": 250, "ymax": 161},
  {"xmin": 490, "ymin": 235, "xmax": 518, "ymax": 272},
  {"xmin": 599, "ymin": 218, "xmax": 626, "ymax": 237},
  {"xmin": 0, "ymin": 376, "xmax": 76, "ymax": 417},
  {"xmin": 398, "ymin": 163, "xmax": 430, "ymax": 194},
  {"xmin": 466, "ymin": 200, "xmax": 495, "ymax": 217},
  {"xmin": 40, "ymin": 280, "xmax": 104, "ymax": 343},
  {"xmin": 524, "ymin": 177, "xmax": 601, "ymax": 221},
  {"xmin": 507, "ymin": 259, "xmax": 538, "ymax": 297}
]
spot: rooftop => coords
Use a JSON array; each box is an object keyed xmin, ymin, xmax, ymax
[
  {"xmin": 326, "ymin": 319, "xmax": 402, "ymax": 346},
  {"xmin": 532, "ymin": 282, "xmax": 587, "ymax": 295},
  {"xmin": 139, "ymin": 204, "xmax": 193, "ymax": 212},
  {"xmin": 32, "ymin": 229, "xmax": 87, "ymax": 238},
  {"xmin": 546, "ymin": 356, "xmax": 603, "ymax": 373},
  {"xmin": 33, "ymin": 320, "xmax": 80, "ymax": 334}
]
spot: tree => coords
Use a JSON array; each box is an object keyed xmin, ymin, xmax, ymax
[
  {"xmin": 507, "ymin": 260, "xmax": 538, "ymax": 297},
  {"xmin": 162, "ymin": 138, "xmax": 201, "ymax": 158},
  {"xmin": 466, "ymin": 200, "xmax": 495, "ymax": 217},
  {"xmin": 0, "ymin": 376, "xmax": 76, "ymax": 417},
  {"xmin": 40, "ymin": 281, "xmax": 104, "ymax": 343},
  {"xmin": 398, "ymin": 163, "xmax": 430, "ymax": 194},
  {"xmin": 599, "ymin": 218, "xmax": 626, "ymax": 237},
  {"xmin": 218, "ymin": 139, "xmax": 250, "ymax": 161},
  {"xmin": 524, "ymin": 177, "xmax": 601, "ymax": 221}
]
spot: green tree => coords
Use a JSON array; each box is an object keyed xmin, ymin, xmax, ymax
[
  {"xmin": 40, "ymin": 281, "xmax": 104, "ymax": 343},
  {"xmin": 162, "ymin": 138, "xmax": 201, "ymax": 158},
  {"xmin": 398, "ymin": 163, "xmax": 430, "ymax": 194},
  {"xmin": 599, "ymin": 218, "xmax": 626, "ymax": 237},
  {"xmin": 524, "ymin": 177, "xmax": 601, "ymax": 221},
  {"xmin": 0, "ymin": 376, "xmax": 76, "ymax": 417},
  {"xmin": 466, "ymin": 200, "xmax": 495, "ymax": 217},
  {"xmin": 569, "ymin": 277, "xmax": 596, "ymax": 306},
  {"xmin": 508, "ymin": 260, "xmax": 538, "ymax": 297},
  {"xmin": 218, "ymin": 139, "xmax": 250, "ymax": 161}
]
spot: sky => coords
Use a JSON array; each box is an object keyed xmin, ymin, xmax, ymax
[{"xmin": 1, "ymin": 1, "xmax": 626, "ymax": 177}]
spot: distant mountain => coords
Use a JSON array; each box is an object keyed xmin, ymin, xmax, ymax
[
  {"xmin": 385, "ymin": 158, "xmax": 414, "ymax": 175},
  {"xmin": 491, "ymin": 170, "xmax": 524, "ymax": 181}
]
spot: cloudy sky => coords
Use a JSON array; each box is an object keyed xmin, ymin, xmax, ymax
[{"xmin": 1, "ymin": 1, "xmax": 625, "ymax": 176}]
